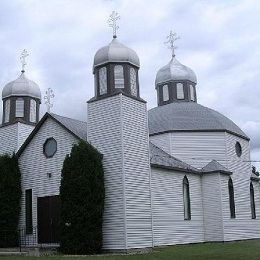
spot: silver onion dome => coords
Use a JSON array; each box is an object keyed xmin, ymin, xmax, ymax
[
  {"xmin": 93, "ymin": 38, "xmax": 140, "ymax": 70},
  {"xmin": 155, "ymin": 56, "xmax": 197, "ymax": 86},
  {"xmin": 2, "ymin": 72, "xmax": 41, "ymax": 100}
]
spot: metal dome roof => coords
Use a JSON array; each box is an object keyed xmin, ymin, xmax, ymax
[
  {"xmin": 155, "ymin": 56, "xmax": 197, "ymax": 86},
  {"xmin": 148, "ymin": 102, "xmax": 249, "ymax": 140},
  {"xmin": 2, "ymin": 72, "xmax": 41, "ymax": 100},
  {"xmin": 93, "ymin": 38, "xmax": 140, "ymax": 70}
]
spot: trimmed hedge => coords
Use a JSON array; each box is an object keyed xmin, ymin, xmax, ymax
[
  {"xmin": 59, "ymin": 141, "xmax": 105, "ymax": 254},
  {"xmin": 0, "ymin": 154, "xmax": 21, "ymax": 247}
]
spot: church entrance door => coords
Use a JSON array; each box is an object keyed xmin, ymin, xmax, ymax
[{"xmin": 37, "ymin": 195, "xmax": 60, "ymax": 244}]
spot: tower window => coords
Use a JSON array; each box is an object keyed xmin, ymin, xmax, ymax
[
  {"xmin": 250, "ymin": 182, "xmax": 256, "ymax": 219},
  {"xmin": 183, "ymin": 176, "xmax": 191, "ymax": 220},
  {"xmin": 30, "ymin": 99, "xmax": 37, "ymax": 123},
  {"xmin": 4, "ymin": 99, "xmax": 10, "ymax": 123},
  {"xmin": 99, "ymin": 67, "xmax": 107, "ymax": 95},
  {"xmin": 162, "ymin": 85, "xmax": 169, "ymax": 101},
  {"xmin": 114, "ymin": 65, "xmax": 124, "ymax": 88},
  {"xmin": 177, "ymin": 83, "xmax": 184, "ymax": 99},
  {"xmin": 16, "ymin": 98, "xmax": 24, "ymax": 117},
  {"xmin": 130, "ymin": 68, "xmax": 137, "ymax": 96},
  {"xmin": 190, "ymin": 85, "xmax": 195, "ymax": 101},
  {"xmin": 228, "ymin": 178, "xmax": 236, "ymax": 218}
]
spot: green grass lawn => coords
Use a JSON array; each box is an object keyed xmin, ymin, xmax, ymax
[{"xmin": 1, "ymin": 240, "xmax": 260, "ymax": 260}]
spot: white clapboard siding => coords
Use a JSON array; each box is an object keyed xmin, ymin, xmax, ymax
[
  {"xmin": 17, "ymin": 123, "xmax": 34, "ymax": 149},
  {"xmin": 87, "ymin": 95, "xmax": 126, "ymax": 250},
  {"xmin": 201, "ymin": 173, "xmax": 224, "ymax": 241},
  {"xmin": 151, "ymin": 132, "xmax": 227, "ymax": 169},
  {"xmin": 151, "ymin": 167, "xmax": 204, "ymax": 246},
  {"xmin": 19, "ymin": 117, "xmax": 79, "ymax": 244},
  {"xmin": 121, "ymin": 95, "xmax": 152, "ymax": 249},
  {"xmin": 220, "ymin": 133, "xmax": 260, "ymax": 241},
  {"xmin": 87, "ymin": 94, "xmax": 152, "ymax": 250}
]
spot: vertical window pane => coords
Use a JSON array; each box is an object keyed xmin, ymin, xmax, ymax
[
  {"xmin": 163, "ymin": 85, "xmax": 169, "ymax": 101},
  {"xmin": 183, "ymin": 176, "xmax": 191, "ymax": 220},
  {"xmin": 250, "ymin": 182, "xmax": 256, "ymax": 219},
  {"xmin": 30, "ymin": 99, "xmax": 37, "ymax": 123},
  {"xmin": 99, "ymin": 67, "xmax": 107, "ymax": 95},
  {"xmin": 16, "ymin": 98, "xmax": 24, "ymax": 117},
  {"xmin": 25, "ymin": 189, "xmax": 33, "ymax": 234},
  {"xmin": 114, "ymin": 65, "xmax": 124, "ymax": 88},
  {"xmin": 130, "ymin": 68, "xmax": 137, "ymax": 96},
  {"xmin": 177, "ymin": 83, "xmax": 184, "ymax": 99},
  {"xmin": 228, "ymin": 178, "xmax": 236, "ymax": 218},
  {"xmin": 4, "ymin": 99, "xmax": 10, "ymax": 123},
  {"xmin": 190, "ymin": 85, "xmax": 195, "ymax": 101}
]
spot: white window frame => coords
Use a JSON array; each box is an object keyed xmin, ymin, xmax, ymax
[
  {"xmin": 114, "ymin": 65, "xmax": 124, "ymax": 88},
  {"xmin": 162, "ymin": 84, "xmax": 169, "ymax": 101},
  {"xmin": 99, "ymin": 67, "xmax": 107, "ymax": 95},
  {"xmin": 16, "ymin": 98, "xmax": 24, "ymax": 118},
  {"xmin": 190, "ymin": 85, "xmax": 195, "ymax": 101},
  {"xmin": 130, "ymin": 67, "xmax": 137, "ymax": 96},
  {"xmin": 177, "ymin": 83, "xmax": 184, "ymax": 100},
  {"xmin": 30, "ymin": 99, "xmax": 37, "ymax": 123},
  {"xmin": 4, "ymin": 99, "xmax": 10, "ymax": 123}
]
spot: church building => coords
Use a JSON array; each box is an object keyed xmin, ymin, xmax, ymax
[{"xmin": 1, "ymin": 14, "xmax": 260, "ymax": 251}]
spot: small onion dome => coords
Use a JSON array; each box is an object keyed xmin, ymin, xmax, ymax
[
  {"xmin": 155, "ymin": 56, "xmax": 197, "ymax": 86},
  {"xmin": 2, "ymin": 72, "xmax": 41, "ymax": 100},
  {"xmin": 93, "ymin": 38, "xmax": 140, "ymax": 70}
]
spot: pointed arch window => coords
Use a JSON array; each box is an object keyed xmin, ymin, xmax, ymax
[
  {"xmin": 250, "ymin": 182, "xmax": 256, "ymax": 219},
  {"xmin": 183, "ymin": 176, "xmax": 191, "ymax": 220},
  {"xmin": 190, "ymin": 85, "xmax": 195, "ymax": 101},
  {"xmin": 30, "ymin": 99, "xmax": 37, "ymax": 123},
  {"xmin": 114, "ymin": 65, "xmax": 124, "ymax": 88},
  {"xmin": 130, "ymin": 68, "xmax": 137, "ymax": 96},
  {"xmin": 16, "ymin": 98, "xmax": 24, "ymax": 118},
  {"xmin": 163, "ymin": 84, "xmax": 169, "ymax": 101},
  {"xmin": 228, "ymin": 178, "xmax": 236, "ymax": 218},
  {"xmin": 99, "ymin": 67, "xmax": 107, "ymax": 95},
  {"xmin": 177, "ymin": 83, "xmax": 184, "ymax": 99},
  {"xmin": 4, "ymin": 99, "xmax": 10, "ymax": 123}
]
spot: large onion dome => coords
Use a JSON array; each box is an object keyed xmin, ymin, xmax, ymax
[
  {"xmin": 155, "ymin": 56, "xmax": 197, "ymax": 85},
  {"xmin": 2, "ymin": 72, "xmax": 41, "ymax": 100},
  {"xmin": 93, "ymin": 38, "xmax": 140, "ymax": 70}
]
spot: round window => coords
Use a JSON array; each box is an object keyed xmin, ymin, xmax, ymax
[
  {"xmin": 43, "ymin": 138, "xmax": 57, "ymax": 158},
  {"xmin": 235, "ymin": 142, "xmax": 242, "ymax": 157}
]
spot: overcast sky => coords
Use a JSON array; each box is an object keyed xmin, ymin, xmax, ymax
[{"xmin": 0, "ymin": 0, "xmax": 259, "ymax": 168}]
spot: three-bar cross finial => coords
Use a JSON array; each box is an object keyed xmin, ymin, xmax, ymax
[
  {"xmin": 20, "ymin": 49, "xmax": 29, "ymax": 73},
  {"xmin": 164, "ymin": 30, "xmax": 180, "ymax": 57},
  {"xmin": 108, "ymin": 11, "xmax": 120, "ymax": 38},
  {"xmin": 44, "ymin": 88, "xmax": 55, "ymax": 113}
]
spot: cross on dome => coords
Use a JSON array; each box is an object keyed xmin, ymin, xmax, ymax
[
  {"xmin": 164, "ymin": 30, "xmax": 180, "ymax": 57},
  {"xmin": 108, "ymin": 11, "xmax": 120, "ymax": 38},
  {"xmin": 20, "ymin": 49, "xmax": 29, "ymax": 73}
]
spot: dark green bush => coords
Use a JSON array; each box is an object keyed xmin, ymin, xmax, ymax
[
  {"xmin": 59, "ymin": 141, "xmax": 104, "ymax": 254},
  {"xmin": 0, "ymin": 154, "xmax": 21, "ymax": 247}
]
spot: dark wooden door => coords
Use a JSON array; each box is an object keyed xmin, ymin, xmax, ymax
[{"xmin": 37, "ymin": 195, "xmax": 60, "ymax": 244}]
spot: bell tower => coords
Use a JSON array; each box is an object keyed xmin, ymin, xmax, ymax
[{"xmin": 87, "ymin": 12, "xmax": 152, "ymax": 251}]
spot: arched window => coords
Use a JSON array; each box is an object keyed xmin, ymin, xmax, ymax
[
  {"xmin": 130, "ymin": 67, "xmax": 137, "ymax": 96},
  {"xmin": 30, "ymin": 99, "xmax": 37, "ymax": 123},
  {"xmin": 99, "ymin": 67, "xmax": 107, "ymax": 95},
  {"xmin": 163, "ymin": 84, "xmax": 169, "ymax": 101},
  {"xmin": 190, "ymin": 85, "xmax": 195, "ymax": 101},
  {"xmin": 228, "ymin": 178, "xmax": 236, "ymax": 218},
  {"xmin": 114, "ymin": 65, "xmax": 124, "ymax": 88},
  {"xmin": 183, "ymin": 176, "xmax": 191, "ymax": 220},
  {"xmin": 16, "ymin": 98, "xmax": 24, "ymax": 117},
  {"xmin": 250, "ymin": 182, "xmax": 256, "ymax": 219},
  {"xmin": 4, "ymin": 99, "xmax": 10, "ymax": 123},
  {"xmin": 177, "ymin": 83, "xmax": 184, "ymax": 99}
]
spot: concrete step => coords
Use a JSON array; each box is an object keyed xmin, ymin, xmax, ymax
[
  {"xmin": 0, "ymin": 247, "xmax": 20, "ymax": 252},
  {"xmin": 0, "ymin": 252, "xmax": 27, "ymax": 256}
]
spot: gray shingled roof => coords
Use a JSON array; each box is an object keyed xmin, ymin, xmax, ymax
[
  {"xmin": 148, "ymin": 102, "xmax": 249, "ymax": 140},
  {"xmin": 202, "ymin": 160, "xmax": 231, "ymax": 174},
  {"xmin": 150, "ymin": 142, "xmax": 198, "ymax": 173},
  {"xmin": 50, "ymin": 113, "xmax": 88, "ymax": 141}
]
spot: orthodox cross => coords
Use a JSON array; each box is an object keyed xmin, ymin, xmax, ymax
[
  {"xmin": 44, "ymin": 88, "xmax": 55, "ymax": 113},
  {"xmin": 108, "ymin": 11, "xmax": 120, "ymax": 38},
  {"xmin": 20, "ymin": 49, "xmax": 29, "ymax": 73},
  {"xmin": 164, "ymin": 30, "xmax": 180, "ymax": 57}
]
